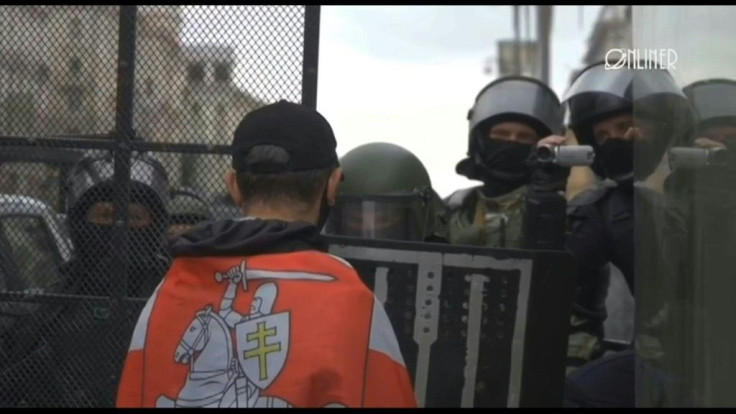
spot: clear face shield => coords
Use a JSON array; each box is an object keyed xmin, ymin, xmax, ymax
[{"xmin": 323, "ymin": 190, "xmax": 432, "ymax": 242}]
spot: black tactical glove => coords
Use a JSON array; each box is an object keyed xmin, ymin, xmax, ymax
[
  {"xmin": 526, "ymin": 149, "xmax": 571, "ymax": 193},
  {"xmin": 520, "ymin": 148, "xmax": 570, "ymax": 251}
]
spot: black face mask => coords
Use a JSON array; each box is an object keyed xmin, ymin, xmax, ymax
[
  {"xmin": 597, "ymin": 139, "xmax": 634, "ymax": 183},
  {"xmin": 475, "ymin": 138, "xmax": 534, "ymax": 195},
  {"xmin": 70, "ymin": 222, "xmax": 168, "ymax": 297}
]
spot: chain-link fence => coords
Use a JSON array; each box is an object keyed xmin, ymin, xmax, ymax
[{"xmin": 0, "ymin": 5, "xmax": 319, "ymax": 407}]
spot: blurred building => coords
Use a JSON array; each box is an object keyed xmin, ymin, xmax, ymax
[
  {"xmin": 0, "ymin": 6, "xmax": 263, "ymax": 207},
  {"xmin": 180, "ymin": 44, "xmax": 263, "ymax": 199},
  {"xmin": 497, "ymin": 39, "xmax": 540, "ymax": 79},
  {"xmin": 568, "ymin": 6, "xmax": 632, "ymax": 84}
]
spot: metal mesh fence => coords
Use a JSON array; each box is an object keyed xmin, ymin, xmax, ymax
[{"xmin": 0, "ymin": 5, "xmax": 317, "ymax": 407}]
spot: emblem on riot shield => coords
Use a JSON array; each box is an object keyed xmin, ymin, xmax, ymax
[{"xmin": 325, "ymin": 234, "xmax": 576, "ymax": 408}]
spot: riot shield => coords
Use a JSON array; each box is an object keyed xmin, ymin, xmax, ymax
[{"xmin": 325, "ymin": 235, "xmax": 577, "ymax": 408}]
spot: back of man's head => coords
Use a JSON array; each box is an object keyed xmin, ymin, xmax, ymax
[
  {"xmin": 235, "ymin": 144, "xmax": 334, "ymax": 212},
  {"xmin": 227, "ymin": 101, "xmax": 341, "ymax": 224}
]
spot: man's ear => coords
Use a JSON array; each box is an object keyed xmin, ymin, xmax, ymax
[
  {"xmin": 326, "ymin": 167, "xmax": 343, "ymax": 206},
  {"xmin": 225, "ymin": 169, "xmax": 243, "ymax": 208}
]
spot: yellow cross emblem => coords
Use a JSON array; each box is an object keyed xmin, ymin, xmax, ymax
[{"xmin": 244, "ymin": 321, "xmax": 281, "ymax": 381}]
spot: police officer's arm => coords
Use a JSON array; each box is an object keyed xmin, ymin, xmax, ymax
[
  {"xmin": 565, "ymin": 202, "xmax": 613, "ymax": 270},
  {"xmin": 521, "ymin": 135, "xmax": 570, "ymax": 250}
]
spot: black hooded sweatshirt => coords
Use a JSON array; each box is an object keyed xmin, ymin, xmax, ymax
[{"xmin": 169, "ymin": 217, "xmax": 327, "ymax": 258}]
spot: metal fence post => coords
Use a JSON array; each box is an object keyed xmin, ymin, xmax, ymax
[
  {"xmin": 109, "ymin": 5, "xmax": 138, "ymax": 400},
  {"xmin": 302, "ymin": 5, "xmax": 321, "ymax": 109}
]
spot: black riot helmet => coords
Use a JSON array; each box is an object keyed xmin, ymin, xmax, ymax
[
  {"xmin": 683, "ymin": 78, "xmax": 736, "ymax": 138},
  {"xmin": 456, "ymin": 76, "xmax": 564, "ymax": 188},
  {"xmin": 563, "ymin": 61, "xmax": 695, "ymax": 182},
  {"xmin": 64, "ymin": 151, "xmax": 170, "ymax": 296},
  {"xmin": 66, "ymin": 151, "xmax": 169, "ymax": 229}
]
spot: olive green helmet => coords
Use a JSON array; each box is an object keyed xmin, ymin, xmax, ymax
[{"xmin": 324, "ymin": 142, "xmax": 448, "ymax": 242}]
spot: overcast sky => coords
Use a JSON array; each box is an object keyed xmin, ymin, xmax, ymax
[
  {"xmin": 316, "ymin": 6, "xmax": 601, "ymax": 197},
  {"xmin": 633, "ymin": 6, "xmax": 736, "ymax": 87},
  {"xmin": 182, "ymin": 6, "xmax": 602, "ymax": 197}
]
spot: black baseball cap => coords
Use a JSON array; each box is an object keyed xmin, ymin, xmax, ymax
[{"xmin": 231, "ymin": 100, "xmax": 339, "ymax": 173}]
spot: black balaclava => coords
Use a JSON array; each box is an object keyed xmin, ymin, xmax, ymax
[
  {"xmin": 463, "ymin": 116, "xmax": 549, "ymax": 197},
  {"xmin": 599, "ymin": 138, "xmax": 635, "ymax": 184},
  {"xmin": 572, "ymin": 106, "xmax": 635, "ymax": 186},
  {"xmin": 68, "ymin": 184, "xmax": 169, "ymax": 298},
  {"xmin": 474, "ymin": 138, "xmax": 535, "ymax": 197}
]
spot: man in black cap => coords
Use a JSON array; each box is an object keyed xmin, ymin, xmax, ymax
[{"xmin": 117, "ymin": 101, "xmax": 416, "ymax": 408}]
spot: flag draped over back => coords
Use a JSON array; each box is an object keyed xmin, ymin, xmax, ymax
[{"xmin": 116, "ymin": 250, "xmax": 417, "ymax": 408}]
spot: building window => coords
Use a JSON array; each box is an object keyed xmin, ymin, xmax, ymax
[
  {"xmin": 65, "ymin": 86, "xmax": 84, "ymax": 113},
  {"xmin": 69, "ymin": 57, "xmax": 81, "ymax": 78},
  {"xmin": 37, "ymin": 64, "xmax": 50, "ymax": 84},
  {"xmin": 70, "ymin": 17, "xmax": 81, "ymax": 39},
  {"xmin": 188, "ymin": 63, "xmax": 205, "ymax": 83},
  {"xmin": 214, "ymin": 63, "xmax": 231, "ymax": 83}
]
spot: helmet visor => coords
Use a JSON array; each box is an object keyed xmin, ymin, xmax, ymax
[
  {"xmin": 470, "ymin": 78, "xmax": 564, "ymax": 136},
  {"xmin": 685, "ymin": 80, "xmax": 736, "ymax": 127},
  {"xmin": 324, "ymin": 194, "xmax": 428, "ymax": 242},
  {"xmin": 563, "ymin": 63, "xmax": 687, "ymax": 103}
]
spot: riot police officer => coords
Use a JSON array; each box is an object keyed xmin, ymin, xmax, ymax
[
  {"xmin": 667, "ymin": 78, "xmax": 736, "ymax": 188},
  {"xmin": 657, "ymin": 78, "xmax": 736, "ymax": 406},
  {"xmin": 62, "ymin": 151, "xmax": 171, "ymax": 297},
  {"xmin": 446, "ymin": 75, "xmax": 587, "ymax": 382},
  {"xmin": 446, "ymin": 76, "xmax": 568, "ymax": 249},
  {"xmin": 167, "ymin": 186, "xmax": 215, "ymax": 239},
  {"xmin": 36, "ymin": 151, "xmax": 171, "ymax": 407},
  {"xmin": 682, "ymin": 78, "xmax": 736, "ymax": 151},
  {"xmin": 559, "ymin": 61, "xmax": 695, "ymax": 407},
  {"xmin": 323, "ymin": 142, "xmax": 448, "ymax": 243}
]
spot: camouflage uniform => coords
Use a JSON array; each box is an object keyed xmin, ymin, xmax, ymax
[{"xmin": 446, "ymin": 185, "xmax": 527, "ymax": 248}]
